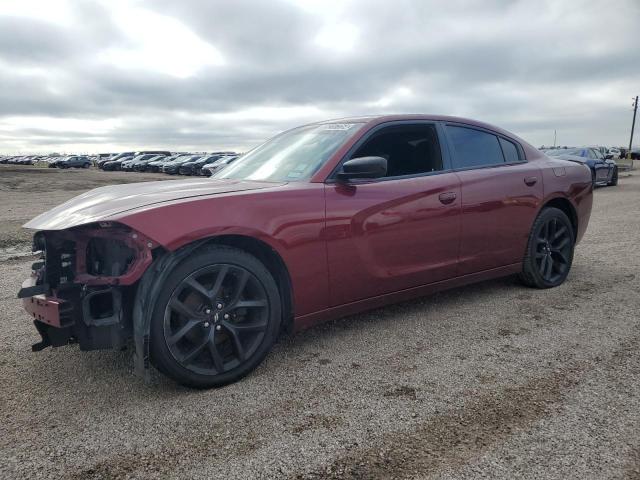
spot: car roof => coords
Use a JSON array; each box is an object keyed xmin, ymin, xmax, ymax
[
  {"xmin": 314, "ymin": 114, "xmax": 504, "ymax": 129},
  {"xmin": 309, "ymin": 114, "xmax": 533, "ymax": 146}
]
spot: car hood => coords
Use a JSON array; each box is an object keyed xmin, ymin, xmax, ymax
[{"xmin": 24, "ymin": 178, "xmax": 282, "ymax": 231}]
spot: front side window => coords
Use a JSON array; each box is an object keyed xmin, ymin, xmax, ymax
[
  {"xmin": 217, "ymin": 123, "xmax": 363, "ymax": 182},
  {"xmin": 447, "ymin": 125, "xmax": 505, "ymax": 169},
  {"xmin": 589, "ymin": 148, "xmax": 603, "ymax": 160},
  {"xmin": 349, "ymin": 124, "xmax": 443, "ymax": 177}
]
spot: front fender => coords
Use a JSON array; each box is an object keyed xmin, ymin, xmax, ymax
[{"xmin": 131, "ymin": 240, "xmax": 208, "ymax": 381}]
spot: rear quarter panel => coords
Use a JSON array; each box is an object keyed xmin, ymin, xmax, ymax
[{"xmin": 539, "ymin": 157, "xmax": 593, "ymax": 244}]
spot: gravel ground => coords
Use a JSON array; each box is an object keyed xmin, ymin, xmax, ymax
[{"xmin": 0, "ymin": 165, "xmax": 639, "ymax": 479}]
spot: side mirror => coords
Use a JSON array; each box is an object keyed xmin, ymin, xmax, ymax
[{"xmin": 337, "ymin": 156, "xmax": 387, "ymax": 181}]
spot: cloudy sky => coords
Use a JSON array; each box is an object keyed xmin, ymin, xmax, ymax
[{"xmin": 0, "ymin": 0, "xmax": 638, "ymax": 154}]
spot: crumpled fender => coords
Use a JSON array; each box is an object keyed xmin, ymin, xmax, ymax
[{"xmin": 132, "ymin": 240, "xmax": 208, "ymax": 381}]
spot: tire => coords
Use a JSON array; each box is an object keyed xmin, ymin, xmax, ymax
[
  {"xmin": 150, "ymin": 245, "xmax": 281, "ymax": 388},
  {"xmin": 590, "ymin": 168, "xmax": 596, "ymax": 187},
  {"xmin": 83, "ymin": 163, "xmax": 90, "ymax": 169},
  {"xmin": 608, "ymin": 166, "xmax": 618, "ymax": 186},
  {"xmin": 519, "ymin": 207, "xmax": 575, "ymax": 289}
]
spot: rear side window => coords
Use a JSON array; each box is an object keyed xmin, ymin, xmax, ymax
[
  {"xmin": 446, "ymin": 126, "xmax": 504, "ymax": 169},
  {"xmin": 499, "ymin": 137, "xmax": 521, "ymax": 163}
]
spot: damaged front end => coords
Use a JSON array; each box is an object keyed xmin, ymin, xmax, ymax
[{"xmin": 18, "ymin": 222, "xmax": 159, "ymax": 353}]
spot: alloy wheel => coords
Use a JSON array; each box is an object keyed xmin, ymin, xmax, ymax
[
  {"xmin": 163, "ymin": 264, "xmax": 269, "ymax": 375},
  {"xmin": 534, "ymin": 217, "xmax": 572, "ymax": 283}
]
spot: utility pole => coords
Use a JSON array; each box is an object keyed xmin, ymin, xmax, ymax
[
  {"xmin": 553, "ymin": 129, "xmax": 557, "ymax": 148},
  {"xmin": 629, "ymin": 95, "xmax": 638, "ymax": 169}
]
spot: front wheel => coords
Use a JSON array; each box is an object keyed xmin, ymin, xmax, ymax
[
  {"xmin": 519, "ymin": 207, "xmax": 575, "ymax": 289},
  {"xmin": 608, "ymin": 166, "xmax": 618, "ymax": 186},
  {"xmin": 150, "ymin": 246, "xmax": 281, "ymax": 388}
]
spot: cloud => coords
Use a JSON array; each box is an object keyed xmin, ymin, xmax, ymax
[{"xmin": 0, "ymin": 0, "xmax": 638, "ymax": 153}]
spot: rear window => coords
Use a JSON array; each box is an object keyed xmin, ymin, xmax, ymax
[
  {"xmin": 499, "ymin": 137, "xmax": 521, "ymax": 163},
  {"xmin": 447, "ymin": 126, "xmax": 504, "ymax": 168}
]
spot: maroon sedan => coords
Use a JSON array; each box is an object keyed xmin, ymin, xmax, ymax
[{"xmin": 19, "ymin": 115, "xmax": 592, "ymax": 388}]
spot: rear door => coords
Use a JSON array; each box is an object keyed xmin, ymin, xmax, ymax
[
  {"xmin": 443, "ymin": 124, "xmax": 543, "ymax": 275},
  {"xmin": 324, "ymin": 122, "xmax": 461, "ymax": 306}
]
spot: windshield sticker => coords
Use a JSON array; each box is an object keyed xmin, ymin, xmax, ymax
[{"xmin": 322, "ymin": 123, "xmax": 356, "ymax": 131}]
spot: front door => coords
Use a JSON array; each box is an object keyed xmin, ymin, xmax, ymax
[{"xmin": 324, "ymin": 122, "xmax": 461, "ymax": 306}]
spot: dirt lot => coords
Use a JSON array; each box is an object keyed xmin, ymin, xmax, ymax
[{"xmin": 0, "ymin": 164, "xmax": 639, "ymax": 479}]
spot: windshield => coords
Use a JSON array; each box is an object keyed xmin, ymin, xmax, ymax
[{"xmin": 215, "ymin": 123, "xmax": 362, "ymax": 182}]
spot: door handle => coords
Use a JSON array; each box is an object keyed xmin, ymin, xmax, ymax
[
  {"xmin": 438, "ymin": 192, "xmax": 457, "ymax": 205},
  {"xmin": 524, "ymin": 176, "xmax": 537, "ymax": 186}
]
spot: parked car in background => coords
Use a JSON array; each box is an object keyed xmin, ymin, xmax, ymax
[
  {"xmin": 178, "ymin": 154, "xmax": 225, "ymax": 175},
  {"xmin": 162, "ymin": 155, "xmax": 202, "ymax": 174},
  {"xmin": 122, "ymin": 153, "xmax": 166, "ymax": 171},
  {"xmin": 195, "ymin": 153, "xmax": 238, "ymax": 175},
  {"xmin": 98, "ymin": 152, "xmax": 134, "ymax": 169},
  {"xmin": 17, "ymin": 156, "xmax": 36, "ymax": 165},
  {"xmin": 49, "ymin": 155, "xmax": 91, "ymax": 169},
  {"xmin": 19, "ymin": 114, "xmax": 594, "ymax": 388},
  {"xmin": 132, "ymin": 155, "xmax": 167, "ymax": 171},
  {"xmin": 201, "ymin": 155, "xmax": 239, "ymax": 176},
  {"xmin": 144, "ymin": 154, "xmax": 183, "ymax": 172},
  {"xmin": 101, "ymin": 153, "xmax": 135, "ymax": 170},
  {"xmin": 545, "ymin": 147, "xmax": 617, "ymax": 186},
  {"xmin": 605, "ymin": 147, "xmax": 621, "ymax": 159}
]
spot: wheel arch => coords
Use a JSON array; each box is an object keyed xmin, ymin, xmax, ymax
[
  {"xmin": 194, "ymin": 234, "xmax": 295, "ymax": 335},
  {"xmin": 539, "ymin": 196, "xmax": 578, "ymax": 238},
  {"xmin": 131, "ymin": 234, "xmax": 294, "ymax": 382}
]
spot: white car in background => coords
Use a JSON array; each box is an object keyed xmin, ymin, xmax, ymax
[{"xmin": 606, "ymin": 147, "xmax": 621, "ymax": 159}]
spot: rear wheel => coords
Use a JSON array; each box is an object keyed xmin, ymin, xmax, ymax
[
  {"xmin": 519, "ymin": 207, "xmax": 575, "ymax": 289},
  {"xmin": 150, "ymin": 246, "xmax": 281, "ymax": 388},
  {"xmin": 608, "ymin": 166, "xmax": 618, "ymax": 186}
]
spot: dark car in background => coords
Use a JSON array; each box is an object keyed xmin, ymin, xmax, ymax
[
  {"xmin": 545, "ymin": 147, "xmax": 618, "ymax": 186},
  {"xmin": 95, "ymin": 153, "xmax": 115, "ymax": 166},
  {"xmin": 121, "ymin": 153, "xmax": 167, "ymax": 171},
  {"xmin": 162, "ymin": 155, "xmax": 201, "ymax": 174},
  {"xmin": 102, "ymin": 151, "xmax": 171, "ymax": 171},
  {"xmin": 99, "ymin": 152, "xmax": 134, "ymax": 169},
  {"xmin": 132, "ymin": 154, "xmax": 168, "ymax": 171},
  {"xmin": 201, "ymin": 155, "xmax": 239, "ymax": 176},
  {"xmin": 178, "ymin": 154, "xmax": 224, "ymax": 175},
  {"xmin": 102, "ymin": 154, "xmax": 135, "ymax": 171},
  {"xmin": 49, "ymin": 155, "xmax": 91, "ymax": 169},
  {"xmin": 144, "ymin": 154, "xmax": 184, "ymax": 172}
]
